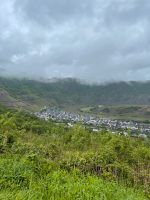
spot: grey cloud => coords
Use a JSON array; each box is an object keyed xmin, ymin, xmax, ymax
[
  {"xmin": 14, "ymin": 0, "xmax": 96, "ymax": 26},
  {"xmin": 103, "ymin": 0, "xmax": 150, "ymax": 26},
  {"xmin": 0, "ymin": 0, "xmax": 150, "ymax": 82}
]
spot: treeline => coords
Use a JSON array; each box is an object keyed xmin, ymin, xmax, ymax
[
  {"xmin": 1, "ymin": 77, "xmax": 150, "ymax": 109},
  {"xmin": 0, "ymin": 105, "xmax": 149, "ymax": 199}
]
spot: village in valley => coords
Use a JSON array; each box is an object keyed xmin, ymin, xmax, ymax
[{"xmin": 35, "ymin": 107, "xmax": 150, "ymax": 138}]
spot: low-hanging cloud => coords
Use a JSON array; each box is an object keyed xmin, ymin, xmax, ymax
[{"xmin": 0, "ymin": 0, "xmax": 150, "ymax": 82}]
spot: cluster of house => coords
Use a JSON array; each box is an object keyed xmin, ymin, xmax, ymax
[{"xmin": 35, "ymin": 107, "xmax": 150, "ymax": 138}]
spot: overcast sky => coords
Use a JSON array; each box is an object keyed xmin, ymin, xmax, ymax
[{"xmin": 0, "ymin": 0, "xmax": 150, "ymax": 83}]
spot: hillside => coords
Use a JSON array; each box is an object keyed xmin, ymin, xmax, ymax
[
  {"xmin": 1, "ymin": 77, "xmax": 150, "ymax": 111},
  {"xmin": 81, "ymin": 105, "xmax": 150, "ymax": 121},
  {"xmin": 0, "ymin": 105, "xmax": 149, "ymax": 199}
]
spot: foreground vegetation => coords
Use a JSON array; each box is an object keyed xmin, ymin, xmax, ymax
[{"xmin": 0, "ymin": 105, "xmax": 150, "ymax": 199}]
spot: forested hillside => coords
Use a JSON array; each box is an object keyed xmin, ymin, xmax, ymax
[
  {"xmin": 0, "ymin": 104, "xmax": 149, "ymax": 199},
  {"xmin": 1, "ymin": 77, "xmax": 150, "ymax": 110}
]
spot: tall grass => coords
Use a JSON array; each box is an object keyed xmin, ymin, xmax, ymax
[
  {"xmin": 0, "ymin": 168, "xmax": 147, "ymax": 200},
  {"xmin": 0, "ymin": 108, "xmax": 149, "ymax": 199}
]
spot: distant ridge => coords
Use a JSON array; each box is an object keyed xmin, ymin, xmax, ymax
[{"xmin": 1, "ymin": 77, "xmax": 150, "ymax": 110}]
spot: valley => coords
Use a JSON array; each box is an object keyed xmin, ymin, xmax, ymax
[
  {"xmin": 36, "ymin": 106, "xmax": 150, "ymax": 138},
  {"xmin": 0, "ymin": 77, "xmax": 150, "ymax": 199}
]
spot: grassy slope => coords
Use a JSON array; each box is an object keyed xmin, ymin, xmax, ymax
[
  {"xmin": 0, "ymin": 134, "xmax": 148, "ymax": 200},
  {"xmin": 0, "ymin": 105, "xmax": 149, "ymax": 199},
  {"xmin": 0, "ymin": 166, "xmax": 146, "ymax": 200}
]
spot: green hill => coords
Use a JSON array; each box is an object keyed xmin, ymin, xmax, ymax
[
  {"xmin": 0, "ymin": 105, "xmax": 149, "ymax": 199},
  {"xmin": 1, "ymin": 77, "xmax": 150, "ymax": 111},
  {"xmin": 1, "ymin": 78, "xmax": 150, "ymax": 199}
]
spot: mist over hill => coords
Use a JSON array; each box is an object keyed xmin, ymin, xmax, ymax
[{"xmin": 1, "ymin": 77, "xmax": 150, "ymax": 111}]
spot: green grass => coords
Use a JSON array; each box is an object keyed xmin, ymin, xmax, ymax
[
  {"xmin": 0, "ymin": 106, "xmax": 149, "ymax": 199},
  {"xmin": 0, "ymin": 164, "xmax": 146, "ymax": 200}
]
